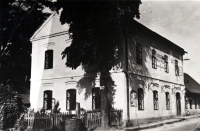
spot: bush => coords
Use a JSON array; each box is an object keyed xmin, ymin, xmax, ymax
[
  {"xmin": 0, "ymin": 84, "xmax": 24, "ymax": 129},
  {"xmin": 14, "ymin": 114, "xmax": 28, "ymax": 131}
]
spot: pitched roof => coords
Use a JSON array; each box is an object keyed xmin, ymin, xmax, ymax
[
  {"xmin": 30, "ymin": 12, "xmax": 57, "ymax": 40},
  {"xmin": 132, "ymin": 20, "xmax": 186, "ymax": 55},
  {"xmin": 184, "ymin": 73, "xmax": 200, "ymax": 94},
  {"xmin": 30, "ymin": 12, "xmax": 186, "ymax": 55}
]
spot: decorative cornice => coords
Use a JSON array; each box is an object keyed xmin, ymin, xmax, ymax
[
  {"xmin": 43, "ymin": 83, "xmax": 54, "ymax": 86},
  {"xmin": 30, "ymin": 31, "xmax": 69, "ymax": 42},
  {"xmin": 43, "ymin": 42, "xmax": 55, "ymax": 48}
]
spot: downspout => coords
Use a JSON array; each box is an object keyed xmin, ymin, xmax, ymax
[{"xmin": 125, "ymin": 35, "xmax": 130, "ymax": 124}]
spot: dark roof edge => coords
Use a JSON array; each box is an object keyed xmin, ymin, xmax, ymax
[
  {"xmin": 133, "ymin": 20, "xmax": 187, "ymax": 55},
  {"xmin": 184, "ymin": 73, "xmax": 200, "ymax": 93}
]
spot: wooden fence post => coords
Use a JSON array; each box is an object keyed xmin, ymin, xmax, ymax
[{"xmin": 76, "ymin": 103, "xmax": 80, "ymax": 118}]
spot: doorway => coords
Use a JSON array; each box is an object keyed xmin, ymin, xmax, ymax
[{"xmin": 176, "ymin": 93, "xmax": 181, "ymax": 116}]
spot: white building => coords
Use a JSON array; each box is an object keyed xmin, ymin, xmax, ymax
[{"xmin": 30, "ymin": 12, "xmax": 186, "ymax": 126}]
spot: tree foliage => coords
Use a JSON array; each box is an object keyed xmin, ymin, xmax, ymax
[
  {"xmin": 44, "ymin": 0, "xmax": 141, "ymax": 127},
  {"xmin": 0, "ymin": 0, "xmax": 50, "ymax": 91},
  {"xmin": 0, "ymin": 83, "xmax": 23, "ymax": 129}
]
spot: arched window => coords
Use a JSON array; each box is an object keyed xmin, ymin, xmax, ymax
[
  {"xmin": 44, "ymin": 90, "xmax": 53, "ymax": 110},
  {"xmin": 136, "ymin": 43, "xmax": 142, "ymax": 65},
  {"xmin": 92, "ymin": 87, "xmax": 101, "ymax": 110},
  {"xmin": 153, "ymin": 91, "xmax": 159, "ymax": 110},
  {"xmin": 175, "ymin": 60, "xmax": 179, "ymax": 76},
  {"xmin": 152, "ymin": 50, "xmax": 157, "ymax": 69},
  {"xmin": 44, "ymin": 50, "xmax": 53, "ymax": 69},
  {"xmin": 164, "ymin": 55, "xmax": 169, "ymax": 73},
  {"xmin": 166, "ymin": 92, "xmax": 170, "ymax": 110},
  {"xmin": 138, "ymin": 88, "xmax": 144, "ymax": 110},
  {"xmin": 66, "ymin": 89, "xmax": 76, "ymax": 110}
]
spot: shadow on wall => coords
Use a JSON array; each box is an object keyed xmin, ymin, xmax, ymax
[
  {"xmin": 76, "ymin": 65, "xmax": 98, "ymax": 100},
  {"xmin": 75, "ymin": 63, "xmax": 117, "ymax": 107},
  {"xmin": 128, "ymin": 34, "xmax": 152, "ymax": 94}
]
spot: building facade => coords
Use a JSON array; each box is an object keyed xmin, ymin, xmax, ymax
[
  {"xmin": 30, "ymin": 13, "xmax": 186, "ymax": 126},
  {"xmin": 184, "ymin": 73, "xmax": 200, "ymax": 115}
]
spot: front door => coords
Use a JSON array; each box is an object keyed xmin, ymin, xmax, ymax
[{"xmin": 176, "ymin": 93, "xmax": 181, "ymax": 116}]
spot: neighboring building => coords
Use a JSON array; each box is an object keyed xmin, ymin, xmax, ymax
[
  {"xmin": 30, "ymin": 13, "xmax": 186, "ymax": 126},
  {"xmin": 184, "ymin": 73, "xmax": 200, "ymax": 115}
]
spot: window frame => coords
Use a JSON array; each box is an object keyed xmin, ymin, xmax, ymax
[
  {"xmin": 44, "ymin": 90, "xmax": 53, "ymax": 110},
  {"xmin": 164, "ymin": 55, "xmax": 169, "ymax": 73},
  {"xmin": 92, "ymin": 87, "xmax": 101, "ymax": 110},
  {"xmin": 153, "ymin": 91, "xmax": 159, "ymax": 110},
  {"xmin": 66, "ymin": 89, "xmax": 76, "ymax": 110},
  {"xmin": 44, "ymin": 50, "xmax": 53, "ymax": 69},
  {"xmin": 136, "ymin": 43, "xmax": 142, "ymax": 65},
  {"xmin": 138, "ymin": 88, "xmax": 144, "ymax": 110},
  {"xmin": 175, "ymin": 60, "xmax": 179, "ymax": 76},
  {"xmin": 152, "ymin": 50, "xmax": 157, "ymax": 69},
  {"xmin": 165, "ymin": 92, "xmax": 170, "ymax": 110}
]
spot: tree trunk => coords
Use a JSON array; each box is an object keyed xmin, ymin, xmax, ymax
[{"xmin": 101, "ymin": 87, "xmax": 109, "ymax": 128}]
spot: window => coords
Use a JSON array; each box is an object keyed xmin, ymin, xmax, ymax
[
  {"xmin": 136, "ymin": 43, "xmax": 142, "ymax": 65},
  {"xmin": 189, "ymin": 98, "xmax": 192, "ymax": 109},
  {"xmin": 66, "ymin": 89, "xmax": 76, "ymax": 110},
  {"xmin": 44, "ymin": 50, "xmax": 53, "ymax": 69},
  {"xmin": 92, "ymin": 88, "xmax": 101, "ymax": 110},
  {"xmin": 164, "ymin": 55, "xmax": 169, "ymax": 73},
  {"xmin": 175, "ymin": 60, "xmax": 179, "ymax": 76},
  {"xmin": 153, "ymin": 91, "xmax": 159, "ymax": 110},
  {"xmin": 138, "ymin": 88, "xmax": 144, "ymax": 110},
  {"xmin": 152, "ymin": 50, "xmax": 157, "ymax": 69},
  {"xmin": 44, "ymin": 90, "xmax": 53, "ymax": 110},
  {"xmin": 166, "ymin": 92, "xmax": 170, "ymax": 110},
  {"xmin": 185, "ymin": 96, "xmax": 188, "ymax": 109}
]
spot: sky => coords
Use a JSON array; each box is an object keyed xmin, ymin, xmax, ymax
[{"xmin": 137, "ymin": 0, "xmax": 200, "ymax": 83}]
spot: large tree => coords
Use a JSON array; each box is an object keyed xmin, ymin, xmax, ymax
[
  {"xmin": 0, "ymin": 0, "xmax": 50, "ymax": 92},
  {"xmin": 45, "ymin": 0, "xmax": 141, "ymax": 128}
]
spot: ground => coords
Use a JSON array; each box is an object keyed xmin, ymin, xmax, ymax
[{"xmin": 126, "ymin": 117, "xmax": 200, "ymax": 131}]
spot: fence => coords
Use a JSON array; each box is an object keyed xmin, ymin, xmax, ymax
[
  {"xmin": 83, "ymin": 109, "xmax": 123, "ymax": 128},
  {"xmin": 24, "ymin": 112, "xmax": 76, "ymax": 130},
  {"xmin": 23, "ymin": 109, "xmax": 123, "ymax": 130},
  {"xmin": 110, "ymin": 109, "xmax": 123, "ymax": 126},
  {"xmin": 83, "ymin": 109, "xmax": 101, "ymax": 128}
]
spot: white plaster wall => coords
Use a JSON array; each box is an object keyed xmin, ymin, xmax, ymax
[
  {"xmin": 127, "ymin": 33, "xmax": 184, "ymax": 86},
  {"xmin": 129, "ymin": 79, "xmax": 185, "ymax": 120}
]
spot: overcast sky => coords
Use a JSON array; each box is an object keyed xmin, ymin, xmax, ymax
[{"xmin": 137, "ymin": 0, "xmax": 200, "ymax": 83}]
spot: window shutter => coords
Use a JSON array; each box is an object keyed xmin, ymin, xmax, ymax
[
  {"xmin": 92, "ymin": 88, "xmax": 101, "ymax": 110},
  {"xmin": 71, "ymin": 90, "xmax": 76, "ymax": 110},
  {"xmin": 66, "ymin": 89, "xmax": 76, "ymax": 110},
  {"xmin": 52, "ymin": 98, "xmax": 55, "ymax": 109},
  {"xmin": 92, "ymin": 89, "xmax": 96, "ymax": 110},
  {"xmin": 97, "ymin": 88, "xmax": 101, "ymax": 109},
  {"xmin": 44, "ymin": 91, "xmax": 52, "ymax": 110},
  {"xmin": 49, "ymin": 50, "xmax": 53, "ymax": 69},
  {"xmin": 44, "ymin": 50, "xmax": 53, "ymax": 69},
  {"xmin": 47, "ymin": 91, "xmax": 52, "ymax": 109},
  {"xmin": 45, "ymin": 52, "xmax": 49, "ymax": 69},
  {"xmin": 66, "ymin": 91, "xmax": 70, "ymax": 110},
  {"xmin": 44, "ymin": 100, "xmax": 47, "ymax": 110}
]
